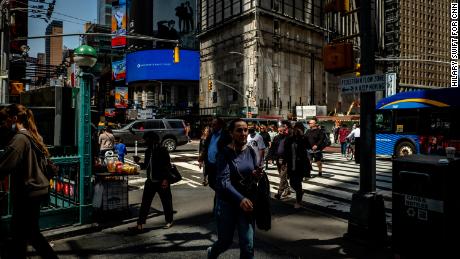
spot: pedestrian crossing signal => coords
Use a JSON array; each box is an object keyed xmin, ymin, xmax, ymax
[
  {"xmin": 208, "ymin": 79, "xmax": 213, "ymax": 92},
  {"xmin": 173, "ymin": 45, "xmax": 180, "ymax": 63}
]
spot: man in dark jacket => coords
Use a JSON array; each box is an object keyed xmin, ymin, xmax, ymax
[
  {"xmin": 268, "ymin": 121, "xmax": 291, "ymax": 199},
  {"xmin": 305, "ymin": 119, "xmax": 325, "ymax": 177},
  {"xmin": 198, "ymin": 118, "xmax": 229, "ymax": 190}
]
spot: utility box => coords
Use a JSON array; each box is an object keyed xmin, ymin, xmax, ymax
[{"xmin": 392, "ymin": 155, "xmax": 460, "ymax": 258}]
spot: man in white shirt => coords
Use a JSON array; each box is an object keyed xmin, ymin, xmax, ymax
[
  {"xmin": 347, "ymin": 124, "xmax": 361, "ymax": 164},
  {"xmin": 247, "ymin": 126, "xmax": 266, "ymax": 167}
]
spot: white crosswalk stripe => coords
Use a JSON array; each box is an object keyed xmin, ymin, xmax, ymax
[{"xmin": 128, "ymin": 151, "xmax": 393, "ymax": 225}]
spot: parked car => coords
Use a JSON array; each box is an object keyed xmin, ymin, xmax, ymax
[{"xmin": 112, "ymin": 119, "xmax": 188, "ymax": 151}]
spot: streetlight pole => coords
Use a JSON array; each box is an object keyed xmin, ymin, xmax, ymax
[
  {"xmin": 229, "ymin": 51, "xmax": 252, "ymax": 117},
  {"xmin": 213, "ymin": 78, "xmax": 250, "ymax": 118},
  {"xmin": 74, "ymin": 45, "xmax": 97, "ymax": 224}
]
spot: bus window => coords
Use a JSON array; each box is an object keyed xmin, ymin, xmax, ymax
[
  {"xmin": 394, "ymin": 110, "xmax": 418, "ymax": 134},
  {"xmin": 376, "ymin": 111, "xmax": 392, "ymax": 133}
]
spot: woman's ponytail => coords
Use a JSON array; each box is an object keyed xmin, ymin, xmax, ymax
[{"xmin": 25, "ymin": 108, "xmax": 50, "ymax": 157}]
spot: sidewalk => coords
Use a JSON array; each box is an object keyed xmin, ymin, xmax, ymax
[{"xmin": 29, "ymin": 186, "xmax": 391, "ymax": 259}]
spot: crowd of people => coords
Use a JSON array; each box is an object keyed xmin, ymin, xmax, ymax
[
  {"xmin": 195, "ymin": 117, "xmax": 339, "ymax": 258},
  {"xmin": 1, "ymin": 102, "xmax": 358, "ymax": 258}
]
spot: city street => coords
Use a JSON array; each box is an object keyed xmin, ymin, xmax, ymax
[
  {"xmin": 125, "ymin": 142, "xmax": 393, "ymax": 227},
  {"xmin": 29, "ymin": 143, "xmax": 392, "ymax": 258}
]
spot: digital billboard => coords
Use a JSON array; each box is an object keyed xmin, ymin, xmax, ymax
[
  {"xmin": 112, "ymin": 4, "xmax": 127, "ymax": 48},
  {"xmin": 153, "ymin": 0, "xmax": 197, "ymax": 49},
  {"xmin": 126, "ymin": 49, "xmax": 199, "ymax": 82}
]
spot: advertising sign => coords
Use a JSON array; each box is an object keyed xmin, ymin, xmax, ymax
[
  {"xmin": 295, "ymin": 105, "xmax": 327, "ymax": 119},
  {"xmin": 126, "ymin": 49, "xmax": 200, "ymax": 82},
  {"xmin": 112, "ymin": 4, "xmax": 127, "ymax": 48},
  {"xmin": 137, "ymin": 109, "xmax": 154, "ymax": 119},
  {"xmin": 153, "ymin": 0, "xmax": 197, "ymax": 49},
  {"xmin": 115, "ymin": 87, "xmax": 128, "ymax": 108},
  {"xmin": 105, "ymin": 108, "xmax": 116, "ymax": 117},
  {"xmin": 112, "ymin": 59, "xmax": 126, "ymax": 81}
]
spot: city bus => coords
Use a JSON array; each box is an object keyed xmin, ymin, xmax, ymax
[{"xmin": 375, "ymin": 87, "xmax": 460, "ymax": 157}]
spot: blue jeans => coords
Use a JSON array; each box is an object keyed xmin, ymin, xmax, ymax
[
  {"xmin": 341, "ymin": 142, "xmax": 347, "ymax": 155},
  {"xmin": 208, "ymin": 198, "xmax": 255, "ymax": 259}
]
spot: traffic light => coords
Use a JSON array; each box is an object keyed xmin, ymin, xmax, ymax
[
  {"xmin": 207, "ymin": 79, "xmax": 213, "ymax": 92},
  {"xmin": 324, "ymin": 0, "xmax": 350, "ymax": 14},
  {"xmin": 355, "ymin": 63, "xmax": 361, "ymax": 77},
  {"xmin": 46, "ymin": 0, "xmax": 56, "ymax": 19},
  {"xmin": 173, "ymin": 45, "xmax": 180, "ymax": 63}
]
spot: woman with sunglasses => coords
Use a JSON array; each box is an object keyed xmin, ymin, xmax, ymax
[{"xmin": 207, "ymin": 119, "xmax": 262, "ymax": 259}]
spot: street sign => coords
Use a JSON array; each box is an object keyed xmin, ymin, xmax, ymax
[
  {"xmin": 340, "ymin": 74, "xmax": 386, "ymax": 94},
  {"xmin": 385, "ymin": 72, "xmax": 397, "ymax": 97}
]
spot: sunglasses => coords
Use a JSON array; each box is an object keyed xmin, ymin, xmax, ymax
[{"xmin": 235, "ymin": 128, "xmax": 249, "ymax": 133}]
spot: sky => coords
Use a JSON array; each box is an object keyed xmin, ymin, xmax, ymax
[{"xmin": 27, "ymin": 0, "xmax": 97, "ymax": 58}]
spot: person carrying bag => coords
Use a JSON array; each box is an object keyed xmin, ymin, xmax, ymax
[
  {"xmin": 0, "ymin": 104, "xmax": 59, "ymax": 259},
  {"xmin": 129, "ymin": 132, "xmax": 174, "ymax": 233},
  {"xmin": 207, "ymin": 119, "xmax": 271, "ymax": 259}
]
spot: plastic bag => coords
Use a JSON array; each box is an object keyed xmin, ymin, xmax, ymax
[{"xmin": 92, "ymin": 183, "xmax": 104, "ymax": 208}]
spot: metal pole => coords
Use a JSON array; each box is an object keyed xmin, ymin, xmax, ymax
[
  {"xmin": 347, "ymin": 0, "xmax": 387, "ymax": 244},
  {"xmin": 160, "ymin": 81, "xmax": 163, "ymax": 107},
  {"xmin": 78, "ymin": 69, "xmax": 92, "ymax": 224},
  {"xmin": 0, "ymin": 3, "xmax": 8, "ymax": 104},
  {"xmin": 359, "ymin": 0, "xmax": 376, "ymax": 193}
]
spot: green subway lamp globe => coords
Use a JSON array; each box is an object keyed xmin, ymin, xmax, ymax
[{"xmin": 74, "ymin": 45, "xmax": 97, "ymax": 68}]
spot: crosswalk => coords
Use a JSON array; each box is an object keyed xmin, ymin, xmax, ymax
[{"xmin": 127, "ymin": 151, "xmax": 394, "ymax": 226}]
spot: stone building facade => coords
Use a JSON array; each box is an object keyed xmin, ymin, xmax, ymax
[
  {"xmin": 385, "ymin": 0, "xmax": 451, "ymax": 90},
  {"xmin": 198, "ymin": 0, "xmax": 329, "ymax": 118}
]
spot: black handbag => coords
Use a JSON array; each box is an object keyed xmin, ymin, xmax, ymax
[{"xmin": 168, "ymin": 164, "xmax": 182, "ymax": 184}]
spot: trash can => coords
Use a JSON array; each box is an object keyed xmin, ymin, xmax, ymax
[{"xmin": 392, "ymin": 155, "xmax": 460, "ymax": 258}]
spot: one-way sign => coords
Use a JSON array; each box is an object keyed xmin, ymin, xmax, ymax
[{"xmin": 340, "ymin": 74, "xmax": 386, "ymax": 94}]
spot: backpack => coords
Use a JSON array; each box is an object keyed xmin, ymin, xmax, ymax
[
  {"xmin": 20, "ymin": 133, "xmax": 58, "ymax": 180},
  {"xmin": 322, "ymin": 130, "xmax": 331, "ymax": 148}
]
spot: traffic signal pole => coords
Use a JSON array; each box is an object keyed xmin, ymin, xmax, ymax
[{"xmin": 346, "ymin": 0, "xmax": 387, "ymax": 245}]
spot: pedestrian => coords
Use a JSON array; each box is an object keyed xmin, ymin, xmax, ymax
[
  {"xmin": 259, "ymin": 124, "xmax": 272, "ymax": 170},
  {"xmin": 338, "ymin": 123, "xmax": 351, "ymax": 157},
  {"xmin": 305, "ymin": 119, "xmax": 326, "ymax": 177},
  {"xmin": 347, "ymin": 124, "xmax": 361, "ymax": 164},
  {"xmin": 199, "ymin": 126, "xmax": 210, "ymax": 186},
  {"xmin": 129, "ymin": 132, "xmax": 174, "ymax": 233},
  {"xmin": 333, "ymin": 121, "xmax": 340, "ymax": 144},
  {"xmin": 207, "ymin": 119, "xmax": 263, "ymax": 259},
  {"xmin": 285, "ymin": 122, "xmax": 312, "ymax": 208},
  {"xmin": 185, "ymin": 122, "xmax": 191, "ymax": 142},
  {"xmin": 114, "ymin": 137, "xmax": 128, "ymax": 163},
  {"xmin": 98, "ymin": 127, "xmax": 115, "ymax": 158},
  {"xmin": 247, "ymin": 125, "xmax": 266, "ymax": 167},
  {"xmin": 268, "ymin": 124, "xmax": 278, "ymax": 142},
  {"xmin": 0, "ymin": 104, "xmax": 59, "ymax": 259},
  {"xmin": 268, "ymin": 121, "xmax": 291, "ymax": 199},
  {"xmin": 198, "ymin": 117, "xmax": 229, "ymax": 190}
]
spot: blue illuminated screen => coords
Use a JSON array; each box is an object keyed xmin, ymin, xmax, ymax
[{"xmin": 126, "ymin": 49, "xmax": 200, "ymax": 82}]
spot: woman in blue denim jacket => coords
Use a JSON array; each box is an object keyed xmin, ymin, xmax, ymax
[{"xmin": 207, "ymin": 119, "xmax": 262, "ymax": 259}]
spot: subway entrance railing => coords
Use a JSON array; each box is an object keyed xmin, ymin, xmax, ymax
[{"xmin": 0, "ymin": 150, "xmax": 84, "ymax": 233}]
